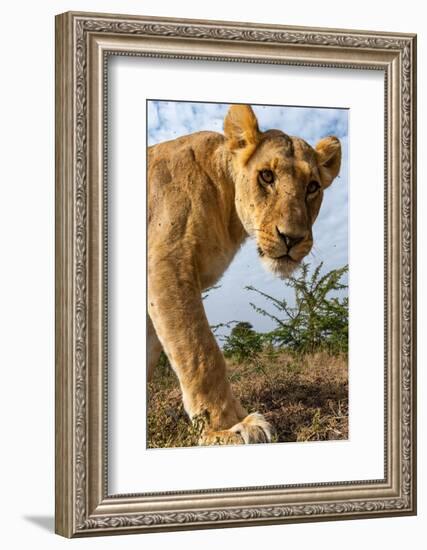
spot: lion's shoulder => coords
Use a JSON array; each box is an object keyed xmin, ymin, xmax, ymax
[
  {"xmin": 149, "ymin": 131, "xmax": 224, "ymax": 163},
  {"xmin": 148, "ymin": 130, "xmax": 225, "ymax": 196}
]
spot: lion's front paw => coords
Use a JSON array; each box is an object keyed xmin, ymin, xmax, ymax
[{"xmin": 199, "ymin": 413, "xmax": 272, "ymax": 446}]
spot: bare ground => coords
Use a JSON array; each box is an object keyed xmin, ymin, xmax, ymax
[{"xmin": 147, "ymin": 351, "xmax": 348, "ymax": 448}]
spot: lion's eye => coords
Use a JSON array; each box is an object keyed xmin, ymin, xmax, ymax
[
  {"xmin": 259, "ymin": 169, "xmax": 275, "ymax": 185},
  {"xmin": 307, "ymin": 181, "xmax": 320, "ymax": 194}
]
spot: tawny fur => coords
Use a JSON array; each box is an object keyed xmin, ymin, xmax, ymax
[{"xmin": 147, "ymin": 105, "xmax": 341, "ymax": 445}]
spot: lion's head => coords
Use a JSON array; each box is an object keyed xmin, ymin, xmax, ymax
[{"xmin": 224, "ymin": 104, "xmax": 342, "ymax": 277}]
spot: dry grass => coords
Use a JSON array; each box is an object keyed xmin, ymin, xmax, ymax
[{"xmin": 147, "ymin": 350, "xmax": 348, "ymax": 448}]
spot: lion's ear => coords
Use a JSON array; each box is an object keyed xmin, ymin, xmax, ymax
[
  {"xmin": 224, "ymin": 104, "xmax": 260, "ymax": 163},
  {"xmin": 315, "ymin": 136, "xmax": 342, "ymax": 188}
]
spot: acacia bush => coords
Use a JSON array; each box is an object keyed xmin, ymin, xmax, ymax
[
  {"xmin": 247, "ymin": 263, "xmax": 348, "ymax": 355},
  {"xmin": 223, "ymin": 321, "xmax": 263, "ymax": 362}
]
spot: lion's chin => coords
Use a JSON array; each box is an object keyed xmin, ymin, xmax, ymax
[{"xmin": 260, "ymin": 254, "xmax": 300, "ymax": 279}]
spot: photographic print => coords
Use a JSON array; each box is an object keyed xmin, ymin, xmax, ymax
[
  {"xmin": 147, "ymin": 100, "xmax": 348, "ymax": 449},
  {"xmin": 56, "ymin": 12, "xmax": 416, "ymax": 536}
]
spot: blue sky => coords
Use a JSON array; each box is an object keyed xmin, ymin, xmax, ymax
[{"xmin": 148, "ymin": 101, "xmax": 348, "ymax": 341}]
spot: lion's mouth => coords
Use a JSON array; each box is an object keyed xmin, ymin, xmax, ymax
[
  {"xmin": 275, "ymin": 253, "xmax": 295, "ymax": 261},
  {"xmin": 257, "ymin": 247, "xmax": 298, "ymax": 264},
  {"xmin": 256, "ymin": 246, "xmax": 300, "ymax": 278}
]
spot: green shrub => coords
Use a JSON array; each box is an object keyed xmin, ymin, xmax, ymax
[
  {"xmin": 247, "ymin": 263, "xmax": 348, "ymax": 354},
  {"xmin": 223, "ymin": 321, "xmax": 264, "ymax": 362}
]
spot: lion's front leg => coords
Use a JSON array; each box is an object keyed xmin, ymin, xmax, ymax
[
  {"xmin": 148, "ymin": 266, "xmax": 271, "ymax": 446},
  {"xmin": 199, "ymin": 413, "xmax": 272, "ymax": 446}
]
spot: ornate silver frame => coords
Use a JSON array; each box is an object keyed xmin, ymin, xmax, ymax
[{"xmin": 55, "ymin": 11, "xmax": 417, "ymax": 537}]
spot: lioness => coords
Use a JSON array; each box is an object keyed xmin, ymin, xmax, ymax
[{"xmin": 148, "ymin": 104, "xmax": 341, "ymax": 445}]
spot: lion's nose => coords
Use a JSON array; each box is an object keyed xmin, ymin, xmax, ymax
[{"xmin": 276, "ymin": 227, "xmax": 304, "ymax": 250}]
